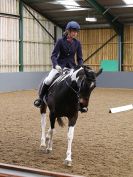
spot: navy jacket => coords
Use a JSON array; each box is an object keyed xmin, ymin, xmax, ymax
[{"xmin": 51, "ymin": 35, "xmax": 83, "ymax": 68}]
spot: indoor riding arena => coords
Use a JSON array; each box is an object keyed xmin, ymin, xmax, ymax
[
  {"xmin": 0, "ymin": 1, "xmax": 133, "ymax": 177},
  {"xmin": 0, "ymin": 88, "xmax": 133, "ymax": 177}
]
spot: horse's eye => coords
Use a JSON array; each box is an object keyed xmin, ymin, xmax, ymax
[{"xmin": 84, "ymin": 97, "xmax": 89, "ymax": 101}]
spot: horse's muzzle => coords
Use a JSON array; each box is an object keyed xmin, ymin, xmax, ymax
[
  {"xmin": 79, "ymin": 106, "xmax": 88, "ymax": 113},
  {"xmin": 79, "ymin": 97, "xmax": 89, "ymax": 113}
]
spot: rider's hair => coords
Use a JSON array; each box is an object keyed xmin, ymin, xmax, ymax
[{"xmin": 63, "ymin": 30, "xmax": 69, "ymax": 36}]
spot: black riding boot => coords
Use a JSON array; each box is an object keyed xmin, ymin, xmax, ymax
[{"xmin": 34, "ymin": 84, "xmax": 49, "ymax": 108}]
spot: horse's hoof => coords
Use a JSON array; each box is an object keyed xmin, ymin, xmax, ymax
[
  {"xmin": 40, "ymin": 140, "xmax": 46, "ymax": 149},
  {"xmin": 64, "ymin": 160, "xmax": 72, "ymax": 167},
  {"xmin": 40, "ymin": 145, "xmax": 46, "ymax": 151},
  {"xmin": 46, "ymin": 148, "xmax": 52, "ymax": 154}
]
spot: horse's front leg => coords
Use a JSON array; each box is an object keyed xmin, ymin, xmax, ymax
[
  {"xmin": 64, "ymin": 126, "xmax": 75, "ymax": 166},
  {"xmin": 64, "ymin": 114, "xmax": 78, "ymax": 166},
  {"xmin": 40, "ymin": 105, "xmax": 47, "ymax": 150},
  {"xmin": 46, "ymin": 127, "xmax": 54, "ymax": 153}
]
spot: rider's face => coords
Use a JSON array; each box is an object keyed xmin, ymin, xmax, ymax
[{"xmin": 69, "ymin": 30, "xmax": 78, "ymax": 38}]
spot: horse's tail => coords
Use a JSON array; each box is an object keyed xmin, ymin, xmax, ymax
[{"xmin": 57, "ymin": 117, "xmax": 64, "ymax": 127}]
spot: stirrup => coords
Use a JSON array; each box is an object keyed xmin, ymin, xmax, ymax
[{"xmin": 34, "ymin": 99, "xmax": 43, "ymax": 108}]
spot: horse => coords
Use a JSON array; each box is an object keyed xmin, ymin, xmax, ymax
[{"xmin": 39, "ymin": 65, "xmax": 102, "ymax": 166}]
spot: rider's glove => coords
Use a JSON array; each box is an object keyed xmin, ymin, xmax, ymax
[{"xmin": 55, "ymin": 65, "xmax": 62, "ymax": 73}]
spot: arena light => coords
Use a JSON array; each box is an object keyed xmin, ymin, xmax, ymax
[
  {"xmin": 122, "ymin": 0, "xmax": 133, "ymax": 4},
  {"xmin": 57, "ymin": 0, "xmax": 80, "ymax": 9},
  {"xmin": 85, "ymin": 17, "xmax": 97, "ymax": 22}
]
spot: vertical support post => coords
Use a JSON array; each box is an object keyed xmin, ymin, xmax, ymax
[
  {"xmin": 54, "ymin": 25, "xmax": 57, "ymax": 45},
  {"xmin": 19, "ymin": 0, "xmax": 23, "ymax": 72},
  {"xmin": 118, "ymin": 27, "xmax": 124, "ymax": 71}
]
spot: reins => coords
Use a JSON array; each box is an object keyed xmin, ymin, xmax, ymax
[
  {"xmin": 65, "ymin": 75, "xmax": 85, "ymax": 99},
  {"xmin": 65, "ymin": 79, "xmax": 80, "ymax": 98}
]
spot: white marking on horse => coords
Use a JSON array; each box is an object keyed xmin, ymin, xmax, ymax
[
  {"xmin": 65, "ymin": 126, "xmax": 75, "ymax": 163},
  {"xmin": 71, "ymin": 67, "xmax": 83, "ymax": 82},
  {"xmin": 46, "ymin": 128, "xmax": 54, "ymax": 152},
  {"xmin": 40, "ymin": 113, "xmax": 46, "ymax": 147},
  {"xmin": 90, "ymin": 82, "xmax": 95, "ymax": 88}
]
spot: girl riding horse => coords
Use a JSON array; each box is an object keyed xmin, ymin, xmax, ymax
[{"xmin": 34, "ymin": 21, "xmax": 84, "ymax": 110}]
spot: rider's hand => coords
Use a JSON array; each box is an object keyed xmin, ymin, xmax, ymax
[{"xmin": 55, "ymin": 65, "xmax": 62, "ymax": 73}]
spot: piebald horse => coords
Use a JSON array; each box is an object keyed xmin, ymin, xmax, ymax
[{"xmin": 39, "ymin": 65, "xmax": 102, "ymax": 166}]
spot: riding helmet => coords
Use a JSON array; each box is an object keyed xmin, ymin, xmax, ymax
[{"xmin": 66, "ymin": 21, "xmax": 80, "ymax": 31}]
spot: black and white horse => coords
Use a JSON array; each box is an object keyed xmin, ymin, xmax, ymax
[{"xmin": 39, "ymin": 65, "xmax": 102, "ymax": 166}]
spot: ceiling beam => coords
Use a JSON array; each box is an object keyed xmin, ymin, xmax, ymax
[
  {"xmin": 51, "ymin": 15, "xmax": 107, "ymax": 24},
  {"xmin": 119, "ymin": 18, "xmax": 133, "ymax": 22},
  {"xmin": 25, "ymin": 0, "xmax": 85, "ymax": 3},
  {"xmin": 105, "ymin": 4, "xmax": 133, "ymax": 9},
  {"xmin": 85, "ymin": 0, "xmax": 123, "ymax": 35},
  {"xmin": 80, "ymin": 23, "xmax": 110, "ymax": 29},
  {"xmin": 51, "ymin": 15, "xmax": 85, "ymax": 21},
  {"xmin": 41, "ymin": 7, "xmax": 91, "ymax": 13},
  {"xmin": 23, "ymin": 0, "xmax": 52, "ymax": 3}
]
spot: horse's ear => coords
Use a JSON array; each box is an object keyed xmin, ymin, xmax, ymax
[
  {"xmin": 83, "ymin": 65, "xmax": 94, "ymax": 73},
  {"xmin": 84, "ymin": 66, "xmax": 96, "ymax": 81},
  {"xmin": 96, "ymin": 68, "xmax": 103, "ymax": 77},
  {"xmin": 83, "ymin": 65, "xmax": 92, "ymax": 71}
]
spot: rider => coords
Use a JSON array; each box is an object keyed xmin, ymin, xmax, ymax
[{"xmin": 34, "ymin": 21, "xmax": 83, "ymax": 108}]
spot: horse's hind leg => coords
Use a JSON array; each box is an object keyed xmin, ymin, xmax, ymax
[
  {"xmin": 46, "ymin": 112, "xmax": 56, "ymax": 153},
  {"xmin": 40, "ymin": 104, "xmax": 47, "ymax": 150}
]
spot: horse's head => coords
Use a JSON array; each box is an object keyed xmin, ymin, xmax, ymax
[{"xmin": 71, "ymin": 65, "xmax": 102, "ymax": 112}]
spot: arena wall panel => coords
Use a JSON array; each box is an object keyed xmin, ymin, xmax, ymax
[
  {"xmin": 0, "ymin": 72, "xmax": 48, "ymax": 92},
  {"xmin": 78, "ymin": 26, "xmax": 133, "ymax": 71},
  {"xmin": 0, "ymin": 72, "xmax": 133, "ymax": 93},
  {"xmin": 0, "ymin": 0, "xmax": 19, "ymax": 72},
  {"xmin": 0, "ymin": 0, "xmax": 62, "ymax": 72},
  {"xmin": 78, "ymin": 28, "xmax": 118, "ymax": 71},
  {"xmin": 0, "ymin": 0, "xmax": 19, "ymax": 15},
  {"xmin": 124, "ymin": 25, "xmax": 133, "ymax": 71},
  {"xmin": 23, "ymin": 5, "xmax": 54, "ymax": 72}
]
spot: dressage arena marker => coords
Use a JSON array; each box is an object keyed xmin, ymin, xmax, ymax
[
  {"xmin": 0, "ymin": 163, "xmax": 84, "ymax": 177},
  {"xmin": 109, "ymin": 104, "xmax": 133, "ymax": 113}
]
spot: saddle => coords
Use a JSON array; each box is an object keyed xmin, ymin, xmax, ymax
[
  {"xmin": 49, "ymin": 68, "xmax": 71, "ymax": 88},
  {"xmin": 44, "ymin": 68, "xmax": 71, "ymax": 103}
]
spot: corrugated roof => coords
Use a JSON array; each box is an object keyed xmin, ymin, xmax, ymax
[{"xmin": 22, "ymin": 0, "xmax": 133, "ymax": 29}]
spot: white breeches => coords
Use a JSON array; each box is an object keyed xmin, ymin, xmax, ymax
[{"xmin": 43, "ymin": 68, "xmax": 59, "ymax": 85}]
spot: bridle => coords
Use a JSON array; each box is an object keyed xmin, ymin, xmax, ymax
[{"xmin": 65, "ymin": 74, "xmax": 86, "ymax": 99}]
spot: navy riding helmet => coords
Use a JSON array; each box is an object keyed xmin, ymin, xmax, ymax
[{"xmin": 66, "ymin": 21, "xmax": 80, "ymax": 31}]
